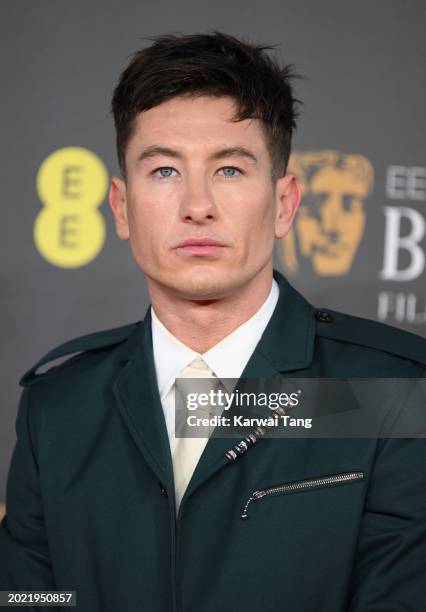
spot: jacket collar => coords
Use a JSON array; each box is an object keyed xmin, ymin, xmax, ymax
[
  {"xmin": 248, "ymin": 268, "xmax": 316, "ymax": 373},
  {"xmin": 118, "ymin": 269, "xmax": 316, "ymax": 374}
]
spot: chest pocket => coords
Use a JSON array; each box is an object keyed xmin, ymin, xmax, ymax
[{"xmin": 240, "ymin": 470, "xmax": 364, "ymax": 519}]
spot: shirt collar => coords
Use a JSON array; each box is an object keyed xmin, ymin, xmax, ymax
[{"xmin": 151, "ymin": 278, "xmax": 280, "ymax": 399}]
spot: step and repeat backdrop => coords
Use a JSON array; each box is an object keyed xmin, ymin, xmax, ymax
[{"xmin": 1, "ymin": 0, "xmax": 425, "ymax": 499}]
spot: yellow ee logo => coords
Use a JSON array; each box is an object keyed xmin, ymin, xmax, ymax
[{"xmin": 34, "ymin": 147, "xmax": 108, "ymax": 268}]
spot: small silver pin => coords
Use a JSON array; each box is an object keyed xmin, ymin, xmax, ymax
[{"xmin": 225, "ymin": 405, "xmax": 289, "ymax": 463}]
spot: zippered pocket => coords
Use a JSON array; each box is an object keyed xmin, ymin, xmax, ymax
[{"xmin": 240, "ymin": 470, "xmax": 364, "ymax": 519}]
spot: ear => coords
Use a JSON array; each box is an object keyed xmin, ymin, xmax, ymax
[
  {"xmin": 274, "ymin": 173, "xmax": 301, "ymax": 239},
  {"xmin": 108, "ymin": 176, "xmax": 130, "ymax": 240}
]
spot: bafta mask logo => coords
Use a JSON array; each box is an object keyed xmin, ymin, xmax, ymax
[{"xmin": 280, "ymin": 151, "xmax": 374, "ymax": 276}]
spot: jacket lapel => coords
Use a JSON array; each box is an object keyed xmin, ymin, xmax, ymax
[{"xmin": 112, "ymin": 309, "xmax": 175, "ymax": 491}]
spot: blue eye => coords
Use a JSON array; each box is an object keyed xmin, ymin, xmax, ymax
[
  {"xmin": 154, "ymin": 167, "xmax": 176, "ymax": 178},
  {"xmin": 152, "ymin": 166, "xmax": 241, "ymax": 179},
  {"xmin": 220, "ymin": 167, "xmax": 241, "ymax": 178}
]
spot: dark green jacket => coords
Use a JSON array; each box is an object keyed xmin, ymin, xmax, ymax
[{"xmin": 1, "ymin": 270, "xmax": 425, "ymax": 611}]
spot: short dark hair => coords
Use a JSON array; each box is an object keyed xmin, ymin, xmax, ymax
[{"xmin": 111, "ymin": 31, "xmax": 301, "ymax": 182}]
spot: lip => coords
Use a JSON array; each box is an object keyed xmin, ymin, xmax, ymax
[
  {"xmin": 173, "ymin": 236, "xmax": 226, "ymax": 257},
  {"xmin": 175, "ymin": 236, "xmax": 224, "ymax": 248}
]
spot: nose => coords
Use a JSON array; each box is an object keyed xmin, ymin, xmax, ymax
[{"xmin": 179, "ymin": 174, "xmax": 216, "ymax": 224}]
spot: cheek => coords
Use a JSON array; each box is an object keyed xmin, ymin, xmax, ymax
[
  {"xmin": 126, "ymin": 197, "xmax": 160, "ymax": 257},
  {"xmin": 236, "ymin": 197, "xmax": 276, "ymax": 250},
  {"xmin": 241, "ymin": 186, "xmax": 274, "ymax": 219}
]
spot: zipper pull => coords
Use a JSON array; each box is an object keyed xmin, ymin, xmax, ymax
[{"xmin": 240, "ymin": 490, "xmax": 266, "ymax": 519}]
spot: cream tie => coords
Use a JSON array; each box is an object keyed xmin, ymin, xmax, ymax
[{"xmin": 173, "ymin": 357, "xmax": 221, "ymax": 513}]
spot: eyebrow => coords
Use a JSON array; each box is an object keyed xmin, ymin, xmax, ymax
[{"xmin": 136, "ymin": 145, "xmax": 258, "ymax": 165}]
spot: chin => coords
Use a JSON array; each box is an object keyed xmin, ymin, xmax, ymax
[{"xmin": 170, "ymin": 268, "xmax": 238, "ymax": 300}]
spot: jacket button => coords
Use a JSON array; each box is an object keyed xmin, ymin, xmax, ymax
[
  {"xmin": 159, "ymin": 485, "xmax": 168, "ymax": 496},
  {"xmin": 315, "ymin": 310, "xmax": 333, "ymax": 323}
]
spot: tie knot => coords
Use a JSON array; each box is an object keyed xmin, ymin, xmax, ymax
[
  {"xmin": 175, "ymin": 358, "xmax": 222, "ymax": 426},
  {"xmin": 178, "ymin": 357, "xmax": 217, "ymax": 379}
]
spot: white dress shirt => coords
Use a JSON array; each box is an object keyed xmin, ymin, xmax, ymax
[{"xmin": 151, "ymin": 278, "xmax": 279, "ymax": 454}]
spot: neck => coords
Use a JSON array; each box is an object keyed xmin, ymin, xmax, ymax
[{"xmin": 148, "ymin": 269, "xmax": 274, "ymax": 353}]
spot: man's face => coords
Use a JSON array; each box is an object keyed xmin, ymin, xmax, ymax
[{"xmin": 109, "ymin": 95, "xmax": 299, "ymax": 300}]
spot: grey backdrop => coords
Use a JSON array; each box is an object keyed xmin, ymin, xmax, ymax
[{"xmin": 1, "ymin": 0, "xmax": 425, "ymax": 500}]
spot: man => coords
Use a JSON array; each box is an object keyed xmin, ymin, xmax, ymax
[{"xmin": 1, "ymin": 32, "xmax": 425, "ymax": 612}]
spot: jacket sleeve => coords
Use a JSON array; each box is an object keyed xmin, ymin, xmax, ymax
[
  {"xmin": 0, "ymin": 385, "xmax": 56, "ymax": 596},
  {"xmin": 348, "ymin": 379, "xmax": 426, "ymax": 611}
]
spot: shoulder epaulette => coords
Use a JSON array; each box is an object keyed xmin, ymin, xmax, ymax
[
  {"xmin": 19, "ymin": 321, "xmax": 141, "ymax": 387},
  {"xmin": 315, "ymin": 308, "xmax": 426, "ymax": 368}
]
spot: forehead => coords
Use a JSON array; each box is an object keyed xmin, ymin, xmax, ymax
[{"xmin": 127, "ymin": 95, "xmax": 269, "ymax": 156}]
